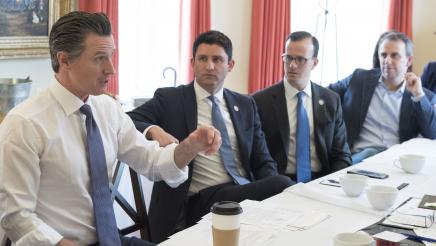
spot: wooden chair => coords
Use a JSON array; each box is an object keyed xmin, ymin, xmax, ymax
[
  {"xmin": 1, "ymin": 160, "xmax": 151, "ymax": 245},
  {"xmin": 111, "ymin": 160, "xmax": 152, "ymax": 240}
]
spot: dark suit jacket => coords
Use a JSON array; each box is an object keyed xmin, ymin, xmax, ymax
[
  {"xmin": 127, "ymin": 83, "xmax": 278, "ymax": 243},
  {"xmin": 421, "ymin": 62, "xmax": 436, "ymax": 93},
  {"xmin": 329, "ymin": 68, "xmax": 436, "ymax": 150},
  {"xmin": 252, "ymin": 81, "xmax": 351, "ymax": 175}
]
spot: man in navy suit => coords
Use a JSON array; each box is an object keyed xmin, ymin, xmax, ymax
[
  {"xmin": 128, "ymin": 30, "xmax": 293, "ymax": 243},
  {"xmin": 253, "ymin": 31, "xmax": 351, "ymax": 179},
  {"xmin": 329, "ymin": 32, "xmax": 436, "ymax": 163},
  {"xmin": 421, "ymin": 61, "xmax": 436, "ymax": 93}
]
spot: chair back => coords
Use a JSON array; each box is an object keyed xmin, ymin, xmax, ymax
[{"xmin": 111, "ymin": 160, "xmax": 151, "ymax": 240}]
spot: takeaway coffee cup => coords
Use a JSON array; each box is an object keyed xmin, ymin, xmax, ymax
[
  {"xmin": 211, "ymin": 201, "xmax": 242, "ymax": 246},
  {"xmin": 393, "ymin": 154, "xmax": 426, "ymax": 174},
  {"xmin": 340, "ymin": 174, "xmax": 368, "ymax": 197},
  {"xmin": 333, "ymin": 232, "xmax": 375, "ymax": 246}
]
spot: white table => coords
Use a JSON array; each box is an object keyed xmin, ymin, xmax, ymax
[{"xmin": 161, "ymin": 138, "xmax": 436, "ymax": 245}]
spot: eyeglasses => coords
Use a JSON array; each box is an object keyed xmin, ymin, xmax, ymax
[{"xmin": 281, "ymin": 54, "xmax": 309, "ymax": 65}]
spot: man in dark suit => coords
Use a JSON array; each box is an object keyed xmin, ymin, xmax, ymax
[
  {"xmin": 421, "ymin": 61, "xmax": 436, "ymax": 93},
  {"xmin": 128, "ymin": 30, "xmax": 293, "ymax": 243},
  {"xmin": 329, "ymin": 32, "xmax": 436, "ymax": 163},
  {"xmin": 253, "ymin": 31, "xmax": 351, "ymax": 181}
]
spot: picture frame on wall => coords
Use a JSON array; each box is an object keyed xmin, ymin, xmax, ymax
[{"xmin": 0, "ymin": 0, "xmax": 77, "ymax": 59}]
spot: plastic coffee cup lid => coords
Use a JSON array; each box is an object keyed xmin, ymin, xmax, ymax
[{"xmin": 210, "ymin": 201, "xmax": 243, "ymax": 215}]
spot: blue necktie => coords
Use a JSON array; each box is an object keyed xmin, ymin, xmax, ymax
[
  {"xmin": 80, "ymin": 104, "xmax": 121, "ymax": 246},
  {"xmin": 296, "ymin": 92, "xmax": 311, "ymax": 183},
  {"xmin": 208, "ymin": 96, "xmax": 250, "ymax": 185}
]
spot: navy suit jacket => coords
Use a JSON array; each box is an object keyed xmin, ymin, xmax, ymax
[
  {"xmin": 329, "ymin": 68, "xmax": 436, "ymax": 150},
  {"xmin": 421, "ymin": 61, "xmax": 436, "ymax": 93},
  {"xmin": 252, "ymin": 81, "xmax": 351, "ymax": 175},
  {"xmin": 127, "ymin": 83, "xmax": 278, "ymax": 242}
]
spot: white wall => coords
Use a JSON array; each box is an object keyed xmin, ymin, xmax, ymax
[
  {"xmin": 0, "ymin": 58, "xmax": 54, "ymax": 95},
  {"xmin": 412, "ymin": 0, "xmax": 436, "ymax": 75},
  {"xmin": 1, "ymin": 2, "xmax": 434, "ymax": 96},
  {"xmin": 211, "ymin": 0, "xmax": 252, "ymax": 94}
]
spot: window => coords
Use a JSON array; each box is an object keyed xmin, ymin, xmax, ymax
[
  {"xmin": 119, "ymin": 0, "xmax": 181, "ymax": 103},
  {"xmin": 291, "ymin": 0, "xmax": 390, "ymax": 84}
]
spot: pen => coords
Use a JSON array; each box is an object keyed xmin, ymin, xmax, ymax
[
  {"xmin": 328, "ymin": 179, "xmax": 339, "ymax": 184},
  {"xmin": 397, "ymin": 182, "xmax": 409, "ymax": 190},
  {"xmin": 401, "ymin": 232, "xmax": 436, "ymax": 243}
]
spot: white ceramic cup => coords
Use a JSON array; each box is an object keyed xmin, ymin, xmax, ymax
[
  {"xmin": 333, "ymin": 232, "xmax": 375, "ymax": 246},
  {"xmin": 339, "ymin": 174, "xmax": 368, "ymax": 197},
  {"xmin": 211, "ymin": 201, "xmax": 242, "ymax": 246},
  {"xmin": 393, "ymin": 154, "xmax": 426, "ymax": 174},
  {"xmin": 366, "ymin": 185, "xmax": 399, "ymax": 210}
]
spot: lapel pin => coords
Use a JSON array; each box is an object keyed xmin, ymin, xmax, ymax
[
  {"xmin": 234, "ymin": 105, "xmax": 239, "ymax": 112},
  {"xmin": 318, "ymin": 99, "xmax": 325, "ymax": 106}
]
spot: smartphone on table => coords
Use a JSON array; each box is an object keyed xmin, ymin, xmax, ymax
[{"xmin": 347, "ymin": 168, "xmax": 389, "ymax": 179}]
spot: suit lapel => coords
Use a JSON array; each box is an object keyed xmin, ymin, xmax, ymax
[
  {"xmin": 182, "ymin": 83, "xmax": 198, "ymax": 133},
  {"xmin": 399, "ymin": 90, "xmax": 413, "ymax": 142},
  {"xmin": 360, "ymin": 72, "xmax": 379, "ymax": 125},
  {"xmin": 223, "ymin": 89, "xmax": 248, "ymax": 170},
  {"xmin": 311, "ymin": 83, "xmax": 328, "ymax": 166},
  {"xmin": 223, "ymin": 89, "xmax": 243, "ymax": 145},
  {"xmin": 272, "ymin": 82, "xmax": 291, "ymax": 158}
]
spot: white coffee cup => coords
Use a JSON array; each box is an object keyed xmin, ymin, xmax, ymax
[
  {"xmin": 366, "ymin": 185, "xmax": 398, "ymax": 210},
  {"xmin": 393, "ymin": 154, "xmax": 426, "ymax": 174},
  {"xmin": 339, "ymin": 174, "xmax": 368, "ymax": 197},
  {"xmin": 211, "ymin": 201, "xmax": 242, "ymax": 246},
  {"xmin": 333, "ymin": 232, "xmax": 375, "ymax": 246}
]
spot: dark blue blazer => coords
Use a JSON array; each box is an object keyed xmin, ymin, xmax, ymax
[
  {"xmin": 127, "ymin": 83, "xmax": 278, "ymax": 242},
  {"xmin": 421, "ymin": 61, "xmax": 436, "ymax": 93},
  {"xmin": 252, "ymin": 81, "xmax": 351, "ymax": 175},
  {"xmin": 329, "ymin": 68, "xmax": 436, "ymax": 149}
]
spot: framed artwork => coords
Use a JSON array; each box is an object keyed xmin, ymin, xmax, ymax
[{"xmin": 0, "ymin": 0, "xmax": 77, "ymax": 59}]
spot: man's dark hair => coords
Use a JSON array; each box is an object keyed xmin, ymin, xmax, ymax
[
  {"xmin": 192, "ymin": 30, "xmax": 233, "ymax": 61},
  {"xmin": 286, "ymin": 31, "xmax": 319, "ymax": 58},
  {"xmin": 49, "ymin": 11, "xmax": 112, "ymax": 72}
]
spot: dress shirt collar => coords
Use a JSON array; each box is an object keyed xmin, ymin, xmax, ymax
[
  {"xmin": 283, "ymin": 77, "xmax": 312, "ymax": 100},
  {"xmin": 194, "ymin": 80, "xmax": 225, "ymax": 103},
  {"xmin": 49, "ymin": 78, "xmax": 85, "ymax": 116},
  {"xmin": 379, "ymin": 76, "xmax": 406, "ymax": 95}
]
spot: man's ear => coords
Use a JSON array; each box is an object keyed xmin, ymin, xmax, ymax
[
  {"xmin": 227, "ymin": 59, "xmax": 235, "ymax": 72},
  {"xmin": 57, "ymin": 51, "xmax": 71, "ymax": 69},
  {"xmin": 311, "ymin": 57, "xmax": 319, "ymax": 70},
  {"xmin": 407, "ymin": 55, "xmax": 413, "ymax": 68}
]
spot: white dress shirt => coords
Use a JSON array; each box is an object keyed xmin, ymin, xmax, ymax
[
  {"xmin": 283, "ymin": 79, "xmax": 322, "ymax": 174},
  {"xmin": 189, "ymin": 81, "xmax": 247, "ymax": 194},
  {"xmin": 0, "ymin": 80, "xmax": 188, "ymax": 245}
]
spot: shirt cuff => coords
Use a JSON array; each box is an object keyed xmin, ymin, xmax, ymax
[
  {"xmin": 143, "ymin": 125, "xmax": 156, "ymax": 138},
  {"xmin": 411, "ymin": 92, "xmax": 425, "ymax": 102},
  {"xmin": 15, "ymin": 223, "xmax": 63, "ymax": 246},
  {"xmin": 157, "ymin": 143, "xmax": 189, "ymax": 188}
]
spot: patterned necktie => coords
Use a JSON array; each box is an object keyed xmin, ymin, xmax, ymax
[
  {"xmin": 80, "ymin": 104, "xmax": 121, "ymax": 246},
  {"xmin": 296, "ymin": 92, "xmax": 311, "ymax": 183},
  {"xmin": 208, "ymin": 96, "xmax": 250, "ymax": 185}
]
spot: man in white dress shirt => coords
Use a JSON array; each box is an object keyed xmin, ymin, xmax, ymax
[{"xmin": 0, "ymin": 11, "xmax": 221, "ymax": 246}]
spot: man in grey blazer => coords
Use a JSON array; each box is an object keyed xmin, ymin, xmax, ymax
[
  {"xmin": 253, "ymin": 31, "xmax": 351, "ymax": 180},
  {"xmin": 329, "ymin": 32, "xmax": 436, "ymax": 163}
]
